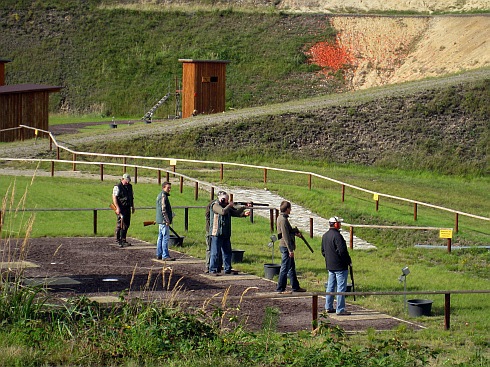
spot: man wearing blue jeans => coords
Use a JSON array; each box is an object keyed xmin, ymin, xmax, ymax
[
  {"xmin": 208, "ymin": 191, "xmax": 250, "ymax": 275},
  {"xmin": 322, "ymin": 216, "xmax": 352, "ymax": 315},
  {"xmin": 156, "ymin": 182, "xmax": 175, "ymax": 261},
  {"xmin": 276, "ymin": 201, "xmax": 307, "ymax": 294}
]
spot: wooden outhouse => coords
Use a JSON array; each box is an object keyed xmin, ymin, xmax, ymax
[
  {"xmin": 178, "ymin": 59, "xmax": 229, "ymax": 118},
  {"xmin": 0, "ymin": 58, "xmax": 61, "ymax": 142}
]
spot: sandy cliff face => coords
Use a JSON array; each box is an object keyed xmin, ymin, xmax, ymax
[
  {"xmin": 327, "ymin": 15, "xmax": 490, "ymax": 89},
  {"xmin": 278, "ymin": 0, "xmax": 490, "ymax": 13}
]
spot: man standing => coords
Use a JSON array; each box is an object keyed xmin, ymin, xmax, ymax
[
  {"xmin": 112, "ymin": 173, "xmax": 135, "ymax": 247},
  {"xmin": 322, "ymin": 216, "xmax": 352, "ymax": 315},
  {"xmin": 276, "ymin": 201, "xmax": 307, "ymax": 294},
  {"xmin": 156, "ymin": 181, "xmax": 174, "ymax": 261},
  {"xmin": 208, "ymin": 191, "xmax": 249, "ymax": 275}
]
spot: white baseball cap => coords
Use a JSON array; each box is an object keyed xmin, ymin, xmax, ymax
[{"xmin": 328, "ymin": 216, "xmax": 343, "ymax": 224}]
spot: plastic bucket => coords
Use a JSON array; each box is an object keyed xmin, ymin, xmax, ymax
[
  {"xmin": 407, "ymin": 299, "xmax": 433, "ymax": 317},
  {"xmin": 168, "ymin": 235, "xmax": 184, "ymax": 247},
  {"xmin": 263, "ymin": 263, "xmax": 281, "ymax": 279},
  {"xmin": 231, "ymin": 250, "xmax": 245, "ymax": 263}
]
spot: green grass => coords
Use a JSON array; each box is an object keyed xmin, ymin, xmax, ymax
[{"xmin": 0, "ymin": 170, "xmax": 489, "ymax": 365}]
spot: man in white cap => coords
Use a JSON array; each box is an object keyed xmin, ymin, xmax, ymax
[
  {"xmin": 321, "ymin": 216, "xmax": 352, "ymax": 315},
  {"xmin": 112, "ymin": 173, "xmax": 135, "ymax": 247}
]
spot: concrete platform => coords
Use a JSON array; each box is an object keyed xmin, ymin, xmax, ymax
[{"xmin": 24, "ymin": 276, "xmax": 81, "ymax": 286}]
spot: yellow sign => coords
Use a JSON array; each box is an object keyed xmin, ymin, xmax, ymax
[
  {"xmin": 34, "ymin": 129, "xmax": 38, "ymax": 136},
  {"xmin": 439, "ymin": 229, "xmax": 453, "ymax": 239},
  {"xmin": 169, "ymin": 159, "xmax": 177, "ymax": 166},
  {"xmin": 373, "ymin": 193, "xmax": 379, "ymax": 201}
]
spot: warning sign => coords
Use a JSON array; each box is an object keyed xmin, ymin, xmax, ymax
[
  {"xmin": 169, "ymin": 159, "xmax": 177, "ymax": 166},
  {"xmin": 439, "ymin": 229, "xmax": 453, "ymax": 239},
  {"xmin": 373, "ymin": 193, "xmax": 379, "ymax": 201}
]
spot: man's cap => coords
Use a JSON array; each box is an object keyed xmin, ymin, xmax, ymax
[
  {"xmin": 122, "ymin": 173, "xmax": 131, "ymax": 182},
  {"xmin": 218, "ymin": 191, "xmax": 228, "ymax": 201},
  {"xmin": 328, "ymin": 216, "xmax": 343, "ymax": 225}
]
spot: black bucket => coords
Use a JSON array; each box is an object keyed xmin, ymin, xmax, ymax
[
  {"xmin": 231, "ymin": 250, "xmax": 245, "ymax": 263},
  {"xmin": 169, "ymin": 235, "xmax": 184, "ymax": 247},
  {"xmin": 407, "ymin": 299, "xmax": 433, "ymax": 317},
  {"xmin": 263, "ymin": 263, "xmax": 281, "ymax": 280}
]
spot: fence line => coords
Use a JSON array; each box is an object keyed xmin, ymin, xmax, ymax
[{"xmin": 4, "ymin": 125, "xmax": 490, "ymax": 232}]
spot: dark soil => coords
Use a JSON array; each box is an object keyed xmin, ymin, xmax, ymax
[{"xmin": 10, "ymin": 236, "xmax": 424, "ymax": 333}]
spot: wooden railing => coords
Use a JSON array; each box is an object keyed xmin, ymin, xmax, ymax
[{"xmin": 3, "ymin": 125, "xmax": 489, "ymax": 235}]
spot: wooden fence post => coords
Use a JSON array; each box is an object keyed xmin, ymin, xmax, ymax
[
  {"xmin": 93, "ymin": 209, "xmax": 97, "ymax": 235},
  {"xmin": 184, "ymin": 207, "xmax": 189, "ymax": 232},
  {"xmin": 158, "ymin": 170, "xmax": 161, "ymax": 185},
  {"xmin": 123, "ymin": 157, "xmax": 127, "ymax": 173},
  {"xmin": 375, "ymin": 198, "xmax": 379, "ymax": 211},
  {"xmin": 309, "ymin": 217, "xmax": 313, "ymax": 238},
  {"xmin": 72, "ymin": 153, "xmax": 76, "ymax": 171},
  {"xmin": 308, "ymin": 174, "xmax": 312, "ymax": 190},
  {"xmin": 166, "ymin": 171, "xmax": 170, "ymax": 182},
  {"xmin": 312, "ymin": 295, "xmax": 318, "ymax": 330},
  {"xmin": 444, "ymin": 293, "xmax": 451, "ymax": 330},
  {"xmin": 349, "ymin": 226, "xmax": 354, "ymax": 250},
  {"xmin": 134, "ymin": 167, "xmax": 138, "ymax": 184},
  {"xmin": 194, "ymin": 181, "xmax": 198, "ymax": 200},
  {"xmin": 220, "ymin": 164, "xmax": 224, "ymax": 181},
  {"xmin": 414, "ymin": 203, "xmax": 418, "ymax": 221},
  {"xmin": 269, "ymin": 209, "xmax": 274, "ymax": 232},
  {"xmin": 341, "ymin": 184, "xmax": 345, "ymax": 202},
  {"xmin": 263, "ymin": 168, "xmax": 267, "ymax": 184},
  {"xmin": 100, "ymin": 164, "xmax": 104, "ymax": 181},
  {"xmin": 180, "ymin": 176, "xmax": 184, "ymax": 193},
  {"xmin": 447, "ymin": 238, "xmax": 452, "ymax": 253},
  {"xmin": 210, "ymin": 187, "xmax": 215, "ymax": 201},
  {"xmin": 51, "ymin": 161, "xmax": 55, "ymax": 176},
  {"xmin": 455, "ymin": 213, "xmax": 459, "ymax": 233},
  {"xmin": 56, "ymin": 146, "xmax": 60, "ymax": 160}
]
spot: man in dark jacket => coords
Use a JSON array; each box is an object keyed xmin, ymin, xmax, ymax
[
  {"xmin": 276, "ymin": 201, "xmax": 307, "ymax": 293},
  {"xmin": 321, "ymin": 216, "xmax": 352, "ymax": 315},
  {"xmin": 156, "ymin": 181, "xmax": 174, "ymax": 260},
  {"xmin": 112, "ymin": 173, "xmax": 135, "ymax": 247}
]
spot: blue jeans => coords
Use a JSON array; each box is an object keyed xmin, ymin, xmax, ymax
[
  {"xmin": 210, "ymin": 236, "xmax": 232, "ymax": 273},
  {"xmin": 156, "ymin": 224, "xmax": 170, "ymax": 259},
  {"xmin": 325, "ymin": 269, "xmax": 349, "ymax": 313},
  {"xmin": 276, "ymin": 246, "xmax": 300, "ymax": 291}
]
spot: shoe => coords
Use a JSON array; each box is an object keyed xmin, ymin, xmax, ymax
[
  {"xmin": 293, "ymin": 287, "xmax": 307, "ymax": 292},
  {"xmin": 336, "ymin": 310, "xmax": 351, "ymax": 316},
  {"xmin": 326, "ymin": 309, "xmax": 336, "ymax": 313},
  {"xmin": 210, "ymin": 272, "xmax": 220, "ymax": 276},
  {"xmin": 157, "ymin": 256, "xmax": 162, "ymax": 260},
  {"xmin": 162, "ymin": 257, "xmax": 175, "ymax": 261},
  {"xmin": 121, "ymin": 240, "xmax": 131, "ymax": 246},
  {"xmin": 224, "ymin": 270, "xmax": 238, "ymax": 275}
]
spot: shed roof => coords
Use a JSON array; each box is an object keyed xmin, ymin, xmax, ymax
[
  {"xmin": 0, "ymin": 83, "xmax": 62, "ymax": 94},
  {"xmin": 178, "ymin": 59, "xmax": 230, "ymax": 64}
]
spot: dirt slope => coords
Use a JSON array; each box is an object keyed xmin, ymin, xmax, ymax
[
  {"xmin": 278, "ymin": 0, "xmax": 490, "ymax": 13},
  {"xmin": 329, "ymin": 15, "xmax": 490, "ymax": 89}
]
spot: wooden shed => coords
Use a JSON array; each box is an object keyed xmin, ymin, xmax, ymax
[
  {"xmin": 0, "ymin": 59, "xmax": 61, "ymax": 142},
  {"xmin": 178, "ymin": 59, "xmax": 230, "ymax": 118}
]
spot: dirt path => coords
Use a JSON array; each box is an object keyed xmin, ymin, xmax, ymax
[{"xmin": 3, "ymin": 236, "xmax": 424, "ymax": 333}]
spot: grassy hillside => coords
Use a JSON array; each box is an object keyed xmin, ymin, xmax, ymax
[{"xmin": 0, "ymin": 0, "xmax": 340, "ymax": 116}]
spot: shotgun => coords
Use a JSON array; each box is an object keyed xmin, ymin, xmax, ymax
[
  {"xmin": 233, "ymin": 201, "xmax": 269, "ymax": 207},
  {"xmin": 143, "ymin": 221, "xmax": 182, "ymax": 240},
  {"xmin": 278, "ymin": 227, "xmax": 314, "ymax": 253},
  {"xmin": 349, "ymin": 264, "xmax": 356, "ymax": 301},
  {"xmin": 110, "ymin": 203, "xmax": 126, "ymax": 230}
]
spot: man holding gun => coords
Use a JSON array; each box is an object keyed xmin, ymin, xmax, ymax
[
  {"xmin": 208, "ymin": 191, "xmax": 250, "ymax": 275},
  {"xmin": 112, "ymin": 173, "xmax": 135, "ymax": 247},
  {"xmin": 156, "ymin": 181, "xmax": 174, "ymax": 260},
  {"xmin": 276, "ymin": 201, "xmax": 307, "ymax": 294}
]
